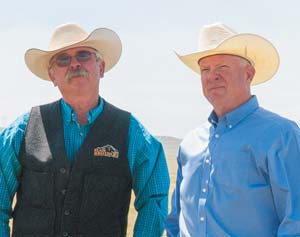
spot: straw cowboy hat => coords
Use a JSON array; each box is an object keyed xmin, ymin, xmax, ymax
[
  {"xmin": 176, "ymin": 23, "xmax": 280, "ymax": 85},
  {"xmin": 25, "ymin": 23, "xmax": 122, "ymax": 81}
]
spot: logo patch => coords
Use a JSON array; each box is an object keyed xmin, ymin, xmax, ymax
[{"xmin": 94, "ymin": 145, "xmax": 119, "ymax": 158}]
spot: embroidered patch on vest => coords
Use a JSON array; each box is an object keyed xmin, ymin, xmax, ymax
[{"xmin": 94, "ymin": 145, "xmax": 120, "ymax": 158}]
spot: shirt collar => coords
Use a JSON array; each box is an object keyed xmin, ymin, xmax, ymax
[
  {"xmin": 208, "ymin": 95, "xmax": 259, "ymax": 128},
  {"xmin": 61, "ymin": 97, "xmax": 104, "ymax": 125}
]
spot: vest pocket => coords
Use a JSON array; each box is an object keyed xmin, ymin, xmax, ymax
[
  {"xmin": 13, "ymin": 169, "xmax": 55, "ymax": 235},
  {"xmin": 19, "ymin": 169, "xmax": 54, "ymax": 208},
  {"xmin": 12, "ymin": 206, "xmax": 54, "ymax": 236}
]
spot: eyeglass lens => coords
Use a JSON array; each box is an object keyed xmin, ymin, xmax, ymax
[{"xmin": 55, "ymin": 50, "xmax": 93, "ymax": 67}]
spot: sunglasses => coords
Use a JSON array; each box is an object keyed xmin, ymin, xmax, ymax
[{"xmin": 50, "ymin": 50, "xmax": 96, "ymax": 67}]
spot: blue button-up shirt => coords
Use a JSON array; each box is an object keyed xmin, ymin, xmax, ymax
[
  {"xmin": 0, "ymin": 97, "xmax": 170, "ymax": 237},
  {"xmin": 165, "ymin": 96, "xmax": 300, "ymax": 237}
]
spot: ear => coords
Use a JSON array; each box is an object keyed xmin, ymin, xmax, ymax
[
  {"xmin": 246, "ymin": 64, "xmax": 255, "ymax": 83},
  {"xmin": 48, "ymin": 68, "xmax": 57, "ymax": 86},
  {"xmin": 99, "ymin": 60, "xmax": 105, "ymax": 78}
]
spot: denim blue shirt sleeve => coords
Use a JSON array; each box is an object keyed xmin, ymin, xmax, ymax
[
  {"xmin": 0, "ymin": 98, "xmax": 169, "ymax": 237},
  {"xmin": 165, "ymin": 96, "xmax": 300, "ymax": 237}
]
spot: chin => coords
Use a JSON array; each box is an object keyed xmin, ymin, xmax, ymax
[{"xmin": 208, "ymin": 90, "xmax": 226, "ymax": 99}]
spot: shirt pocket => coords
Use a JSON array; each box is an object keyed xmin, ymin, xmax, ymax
[{"xmin": 212, "ymin": 149, "xmax": 264, "ymax": 191}]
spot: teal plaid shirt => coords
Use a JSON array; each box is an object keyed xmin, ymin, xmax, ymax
[{"xmin": 0, "ymin": 98, "xmax": 170, "ymax": 237}]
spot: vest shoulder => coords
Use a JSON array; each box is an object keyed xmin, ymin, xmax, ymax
[{"xmin": 103, "ymin": 100, "xmax": 131, "ymax": 115}]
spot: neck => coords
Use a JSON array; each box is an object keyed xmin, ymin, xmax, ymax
[
  {"xmin": 63, "ymin": 94, "xmax": 99, "ymax": 125},
  {"xmin": 213, "ymin": 95, "xmax": 252, "ymax": 118}
]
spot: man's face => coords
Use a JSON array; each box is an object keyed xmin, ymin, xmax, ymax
[
  {"xmin": 48, "ymin": 46, "xmax": 105, "ymax": 98},
  {"xmin": 199, "ymin": 54, "xmax": 255, "ymax": 115}
]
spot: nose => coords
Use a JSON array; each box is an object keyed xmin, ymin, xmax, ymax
[
  {"xmin": 206, "ymin": 70, "xmax": 220, "ymax": 82},
  {"xmin": 69, "ymin": 56, "xmax": 81, "ymax": 69}
]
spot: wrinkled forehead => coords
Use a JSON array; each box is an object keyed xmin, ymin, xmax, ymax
[
  {"xmin": 198, "ymin": 54, "xmax": 252, "ymax": 67},
  {"xmin": 53, "ymin": 46, "xmax": 97, "ymax": 57}
]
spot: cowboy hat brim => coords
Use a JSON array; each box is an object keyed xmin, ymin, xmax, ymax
[
  {"xmin": 176, "ymin": 33, "xmax": 280, "ymax": 85},
  {"xmin": 25, "ymin": 27, "xmax": 122, "ymax": 81}
]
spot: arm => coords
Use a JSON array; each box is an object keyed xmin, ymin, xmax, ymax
[
  {"xmin": 127, "ymin": 115, "xmax": 170, "ymax": 237},
  {"xmin": 0, "ymin": 114, "xmax": 28, "ymax": 237},
  {"xmin": 164, "ymin": 148, "xmax": 182, "ymax": 237},
  {"xmin": 267, "ymin": 122, "xmax": 300, "ymax": 236}
]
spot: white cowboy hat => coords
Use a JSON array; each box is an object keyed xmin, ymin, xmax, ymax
[
  {"xmin": 176, "ymin": 23, "xmax": 280, "ymax": 85},
  {"xmin": 25, "ymin": 23, "xmax": 122, "ymax": 81}
]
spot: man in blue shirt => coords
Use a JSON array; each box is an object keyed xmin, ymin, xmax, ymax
[
  {"xmin": 165, "ymin": 23, "xmax": 300, "ymax": 236},
  {"xmin": 0, "ymin": 23, "xmax": 169, "ymax": 237}
]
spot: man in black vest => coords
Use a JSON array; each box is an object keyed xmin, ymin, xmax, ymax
[{"xmin": 0, "ymin": 23, "xmax": 170, "ymax": 237}]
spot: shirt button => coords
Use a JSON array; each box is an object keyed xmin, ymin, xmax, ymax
[
  {"xmin": 200, "ymin": 217, "xmax": 205, "ymax": 221},
  {"xmin": 60, "ymin": 168, "xmax": 66, "ymax": 174},
  {"xmin": 205, "ymin": 159, "xmax": 210, "ymax": 164},
  {"xmin": 214, "ymin": 134, "xmax": 219, "ymax": 138},
  {"xmin": 79, "ymin": 132, "xmax": 83, "ymax": 136},
  {"xmin": 202, "ymin": 188, "xmax": 207, "ymax": 193},
  {"xmin": 61, "ymin": 189, "xmax": 67, "ymax": 195},
  {"xmin": 64, "ymin": 210, "xmax": 71, "ymax": 216},
  {"xmin": 205, "ymin": 180, "xmax": 209, "ymax": 184},
  {"xmin": 62, "ymin": 232, "xmax": 69, "ymax": 237},
  {"xmin": 228, "ymin": 124, "xmax": 232, "ymax": 128}
]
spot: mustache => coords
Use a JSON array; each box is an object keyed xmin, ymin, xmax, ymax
[{"xmin": 65, "ymin": 68, "xmax": 89, "ymax": 81}]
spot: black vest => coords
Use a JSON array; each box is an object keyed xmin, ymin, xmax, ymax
[{"xmin": 12, "ymin": 100, "xmax": 132, "ymax": 237}]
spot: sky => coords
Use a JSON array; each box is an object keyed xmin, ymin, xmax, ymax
[{"xmin": 0, "ymin": 0, "xmax": 299, "ymax": 138}]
